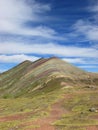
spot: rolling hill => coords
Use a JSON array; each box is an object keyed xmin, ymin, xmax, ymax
[{"xmin": 0, "ymin": 57, "xmax": 98, "ymax": 130}]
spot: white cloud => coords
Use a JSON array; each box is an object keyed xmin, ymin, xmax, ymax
[
  {"xmin": 0, "ymin": 42, "xmax": 98, "ymax": 58},
  {"xmin": 88, "ymin": 0, "xmax": 98, "ymax": 13},
  {"xmin": 0, "ymin": 54, "xmax": 39, "ymax": 63},
  {"xmin": 0, "ymin": 0, "xmax": 57, "ymax": 39},
  {"xmin": 62, "ymin": 57, "xmax": 98, "ymax": 64},
  {"xmin": 62, "ymin": 58, "xmax": 85, "ymax": 64},
  {"xmin": 0, "ymin": 0, "xmax": 50, "ymax": 22},
  {"xmin": 73, "ymin": 20, "xmax": 98, "ymax": 41},
  {"xmin": 79, "ymin": 65, "xmax": 98, "ymax": 68},
  {"xmin": 9, "ymin": 25, "xmax": 58, "ymax": 39},
  {"xmin": 0, "ymin": 0, "xmax": 32, "ymax": 32},
  {"xmin": 89, "ymin": 5, "xmax": 98, "ymax": 12},
  {"xmin": 71, "ymin": 0, "xmax": 98, "ymax": 42}
]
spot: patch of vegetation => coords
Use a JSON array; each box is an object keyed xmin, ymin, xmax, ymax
[
  {"xmin": 53, "ymin": 91, "xmax": 98, "ymax": 130},
  {"xmin": 0, "ymin": 121, "xmax": 20, "ymax": 130},
  {"xmin": 56, "ymin": 126, "xmax": 86, "ymax": 130},
  {"xmin": 0, "ymin": 89, "xmax": 64, "ymax": 130}
]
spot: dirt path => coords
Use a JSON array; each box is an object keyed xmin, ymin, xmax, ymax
[
  {"xmin": 0, "ymin": 94, "xmax": 69, "ymax": 130},
  {"xmin": 21, "ymin": 95, "xmax": 69, "ymax": 130},
  {"xmin": 24, "ymin": 103, "xmax": 65, "ymax": 130},
  {"xmin": 1, "ymin": 92, "xmax": 98, "ymax": 130}
]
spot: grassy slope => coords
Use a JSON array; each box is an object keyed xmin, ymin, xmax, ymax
[
  {"xmin": 53, "ymin": 89, "xmax": 98, "ymax": 130},
  {"xmin": 0, "ymin": 57, "xmax": 98, "ymax": 130},
  {"xmin": 0, "ymin": 87, "xmax": 98, "ymax": 130},
  {"xmin": 0, "ymin": 57, "xmax": 97, "ymax": 98},
  {"xmin": 0, "ymin": 60, "xmax": 32, "ymax": 98}
]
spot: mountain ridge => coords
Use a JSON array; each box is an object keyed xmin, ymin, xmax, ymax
[{"xmin": 0, "ymin": 57, "xmax": 98, "ymax": 98}]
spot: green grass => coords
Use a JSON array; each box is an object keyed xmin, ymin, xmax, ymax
[
  {"xmin": 0, "ymin": 121, "xmax": 21, "ymax": 130},
  {"xmin": 1, "ymin": 87, "xmax": 98, "ymax": 130},
  {"xmin": 0, "ymin": 89, "xmax": 64, "ymax": 130},
  {"xmin": 53, "ymin": 90, "xmax": 98, "ymax": 130}
]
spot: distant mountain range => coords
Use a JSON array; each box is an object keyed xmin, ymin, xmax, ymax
[{"xmin": 0, "ymin": 57, "xmax": 98, "ymax": 98}]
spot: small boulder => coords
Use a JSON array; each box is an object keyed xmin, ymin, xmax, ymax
[{"xmin": 89, "ymin": 107, "xmax": 98, "ymax": 112}]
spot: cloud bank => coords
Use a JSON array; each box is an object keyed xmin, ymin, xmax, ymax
[
  {"xmin": 0, "ymin": 0, "xmax": 57, "ymax": 39},
  {"xmin": 0, "ymin": 54, "xmax": 39, "ymax": 63},
  {"xmin": 0, "ymin": 42, "xmax": 98, "ymax": 58}
]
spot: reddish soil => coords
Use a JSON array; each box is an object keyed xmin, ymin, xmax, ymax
[
  {"xmin": 35, "ymin": 69, "xmax": 58, "ymax": 80},
  {"xmin": 20, "ymin": 95, "xmax": 69, "ymax": 130},
  {"xmin": 86, "ymin": 126, "xmax": 98, "ymax": 130},
  {"xmin": 0, "ymin": 94, "xmax": 69, "ymax": 130},
  {"xmin": 0, "ymin": 110, "xmax": 39, "ymax": 122},
  {"xmin": 1, "ymin": 93, "xmax": 98, "ymax": 130},
  {"xmin": 25, "ymin": 58, "xmax": 52, "ymax": 73},
  {"xmin": 91, "ymin": 115, "xmax": 98, "ymax": 120}
]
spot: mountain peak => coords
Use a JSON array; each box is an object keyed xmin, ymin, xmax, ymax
[
  {"xmin": 49, "ymin": 56, "xmax": 59, "ymax": 60},
  {"xmin": 0, "ymin": 56, "xmax": 98, "ymax": 98},
  {"xmin": 22, "ymin": 60, "xmax": 32, "ymax": 63}
]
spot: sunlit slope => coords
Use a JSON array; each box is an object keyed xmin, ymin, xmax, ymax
[{"xmin": 0, "ymin": 57, "xmax": 98, "ymax": 98}]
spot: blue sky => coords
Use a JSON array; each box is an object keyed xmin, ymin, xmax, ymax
[{"xmin": 0, "ymin": 0, "xmax": 98, "ymax": 72}]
